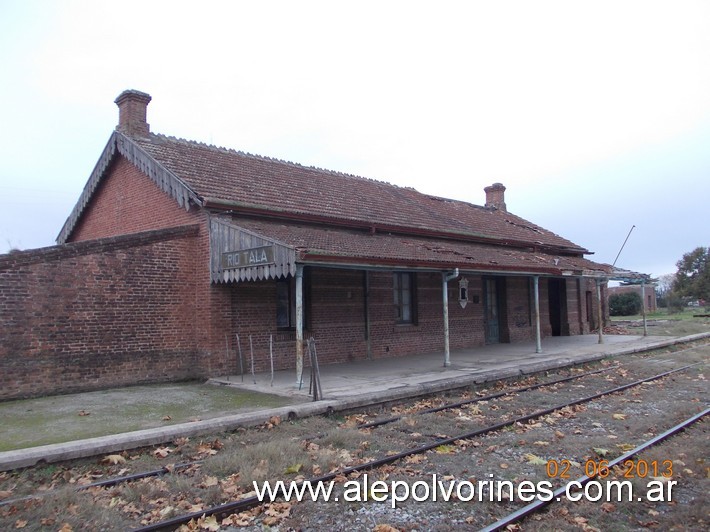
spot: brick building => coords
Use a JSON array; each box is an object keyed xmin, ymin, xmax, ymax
[
  {"xmin": 1, "ymin": 90, "xmax": 617, "ymax": 400},
  {"xmin": 608, "ymin": 284, "xmax": 658, "ymax": 313}
]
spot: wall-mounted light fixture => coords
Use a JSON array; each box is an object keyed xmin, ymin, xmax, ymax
[{"xmin": 459, "ymin": 277, "xmax": 469, "ymax": 308}]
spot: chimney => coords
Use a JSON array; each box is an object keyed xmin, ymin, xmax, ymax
[
  {"xmin": 484, "ymin": 182, "xmax": 507, "ymax": 212},
  {"xmin": 115, "ymin": 89, "xmax": 152, "ymax": 137}
]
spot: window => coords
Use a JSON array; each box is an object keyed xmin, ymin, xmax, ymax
[
  {"xmin": 276, "ymin": 271, "xmax": 310, "ymax": 329},
  {"xmin": 393, "ymin": 272, "xmax": 417, "ymax": 324},
  {"xmin": 276, "ymin": 278, "xmax": 296, "ymax": 328}
]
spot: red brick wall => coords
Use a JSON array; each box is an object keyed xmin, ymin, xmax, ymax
[
  {"xmin": 504, "ymin": 276, "xmax": 535, "ymax": 342},
  {"xmin": 225, "ymin": 270, "xmax": 561, "ymax": 374},
  {"xmin": 0, "ymin": 226, "xmax": 202, "ymax": 400},
  {"xmin": 65, "ymin": 151, "xmax": 234, "ymax": 381},
  {"xmin": 608, "ymin": 285, "xmax": 657, "ymax": 312},
  {"xmin": 69, "ymin": 156, "xmax": 200, "ymax": 242}
]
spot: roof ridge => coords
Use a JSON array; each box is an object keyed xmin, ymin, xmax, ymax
[
  {"xmin": 422, "ymin": 193, "xmax": 488, "ymax": 211},
  {"xmin": 147, "ymin": 132, "xmax": 411, "ymax": 190}
]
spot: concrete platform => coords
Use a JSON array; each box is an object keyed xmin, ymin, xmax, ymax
[
  {"xmin": 210, "ymin": 333, "xmax": 680, "ymax": 400},
  {"xmin": 1, "ymin": 333, "xmax": 706, "ymax": 471}
]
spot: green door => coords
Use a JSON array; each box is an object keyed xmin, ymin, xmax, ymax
[{"xmin": 484, "ymin": 278, "xmax": 500, "ymax": 344}]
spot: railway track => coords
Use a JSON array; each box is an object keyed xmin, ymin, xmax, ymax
[
  {"xmin": 0, "ymin": 363, "xmax": 618, "ymax": 510},
  {"xmin": 0, "ymin": 342, "xmax": 707, "ymax": 530},
  {"xmin": 132, "ymin": 361, "xmax": 706, "ymax": 531},
  {"xmin": 480, "ymin": 408, "xmax": 709, "ymax": 531}
]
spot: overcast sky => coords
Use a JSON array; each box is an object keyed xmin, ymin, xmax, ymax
[{"xmin": 1, "ymin": 0, "xmax": 708, "ymax": 279}]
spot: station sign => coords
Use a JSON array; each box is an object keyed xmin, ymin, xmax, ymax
[{"xmin": 221, "ymin": 245, "xmax": 275, "ymax": 270}]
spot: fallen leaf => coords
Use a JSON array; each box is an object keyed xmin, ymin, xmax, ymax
[
  {"xmin": 500, "ymin": 463, "xmax": 509, "ymax": 469},
  {"xmin": 612, "ymin": 413, "xmax": 626, "ymax": 420},
  {"xmin": 14, "ymin": 520, "xmax": 27, "ymax": 529},
  {"xmin": 78, "ymin": 410, "xmax": 90, "ymax": 416},
  {"xmin": 525, "ymin": 453, "xmax": 547, "ymax": 465},
  {"xmin": 0, "ymin": 490, "xmax": 12, "ymax": 500},
  {"xmin": 373, "ymin": 525, "xmax": 400, "ymax": 532},
  {"xmin": 202, "ymin": 476, "xmax": 219, "ymax": 487},
  {"xmin": 101, "ymin": 454, "xmax": 126, "ymax": 465},
  {"xmin": 435, "ymin": 445, "xmax": 456, "ymax": 454},
  {"xmin": 555, "ymin": 431, "xmax": 565, "ymax": 439},
  {"xmin": 200, "ymin": 514, "xmax": 220, "ymax": 531},
  {"xmin": 593, "ymin": 448, "xmax": 610, "ymax": 457},
  {"xmin": 616, "ymin": 443, "xmax": 635, "ymax": 452},
  {"xmin": 162, "ymin": 415, "xmax": 172, "ymax": 421},
  {"xmin": 262, "ymin": 502, "xmax": 291, "ymax": 525},
  {"xmin": 601, "ymin": 502, "xmax": 616, "ymax": 513},
  {"xmin": 533, "ymin": 441, "xmax": 550, "ymax": 446},
  {"xmin": 153, "ymin": 447, "xmax": 173, "ymax": 459},
  {"xmin": 284, "ymin": 463, "xmax": 303, "ymax": 474}
]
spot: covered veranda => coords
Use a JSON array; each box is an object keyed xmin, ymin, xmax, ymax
[{"xmin": 211, "ymin": 333, "xmax": 676, "ymax": 401}]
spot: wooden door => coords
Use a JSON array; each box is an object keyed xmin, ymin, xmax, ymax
[{"xmin": 484, "ymin": 278, "xmax": 500, "ymax": 344}]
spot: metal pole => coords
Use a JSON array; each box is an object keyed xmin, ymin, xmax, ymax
[
  {"xmin": 596, "ymin": 280, "xmax": 604, "ymax": 344},
  {"xmin": 236, "ymin": 333, "xmax": 244, "ymax": 383},
  {"xmin": 364, "ymin": 270, "xmax": 372, "ymax": 360},
  {"xmin": 612, "ymin": 225, "xmax": 635, "ymax": 267},
  {"xmin": 641, "ymin": 281, "xmax": 648, "ymax": 337},
  {"xmin": 442, "ymin": 269, "xmax": 459, "ymax": 367},
  {"xmin": 249, "ymin": 335, "xmax": 256, "ymax": 384},
  {"xmin": 225, "ymin": 335, "xmax": 230, "ymax": 382},
  {"xmin": 269, "ymin": 334, "xmax": 274, "ymax": 386},
  {"xmin": 295, "ymin": 265, "xmax": 304, "ymax": 387},
  {"xmin": 533, "ymin": 276, "xmax": 542, "ymax": 353},
  {"xmin": 442, "ymin": 272, "xmax": 450, "ymax": 367}
]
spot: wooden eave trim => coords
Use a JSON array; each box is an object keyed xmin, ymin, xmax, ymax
[
  {"xmin": 57, "ymin": 134, "xmax": 119, "ymax": 244},
  {"xmin": 202, "ymin": 198, "xmax": 589, "ymax": 257},
  {"xmin": 115, "ymin": 133, "xmax": 203, "ymax": 210},
  {"xmin": 56, "ymin": 133, "xmax": 203, "ymax": 244}
]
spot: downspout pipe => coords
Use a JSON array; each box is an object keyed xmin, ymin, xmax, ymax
[{"xmin": 443, "ymin": 268, "xmax": 460, "ymax": 367}]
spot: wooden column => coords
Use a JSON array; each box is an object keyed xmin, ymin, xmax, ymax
[
  {"xmin": 533, "ymin": 276, "xmax": 542, "ymax": 353},
  {"xmin": 295, "ymin": 264, "xmax": 304, "ymax": 385}
]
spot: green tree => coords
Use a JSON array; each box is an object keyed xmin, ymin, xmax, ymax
[
  {"xmin": 609, "ymin": 292, "xmax": 642, "ymax": 316},
  {"xmin": 655, "ymin": 273, "xmax": 674, "ymax": 308},
  {"xmin": 672, "ymin": 247, "xmax": 710, "ymax": 306}
]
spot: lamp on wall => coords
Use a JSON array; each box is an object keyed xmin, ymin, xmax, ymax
[{"xmin": 459, "ymin": 277, "xmax": 469, "ymax": 308}]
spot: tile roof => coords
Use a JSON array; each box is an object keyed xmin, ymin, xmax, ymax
[
  {"xmin": 132, "ymin": 134, "xmax": 590, "ymax": 255},
  {"xmin": 228, "ymin": 217, "xmax": 610, "ymax": 276}
]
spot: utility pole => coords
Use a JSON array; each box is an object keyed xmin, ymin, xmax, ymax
[{"xmin": 613, "ymin": 225, "xmax": 635, "ymax": 267}]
